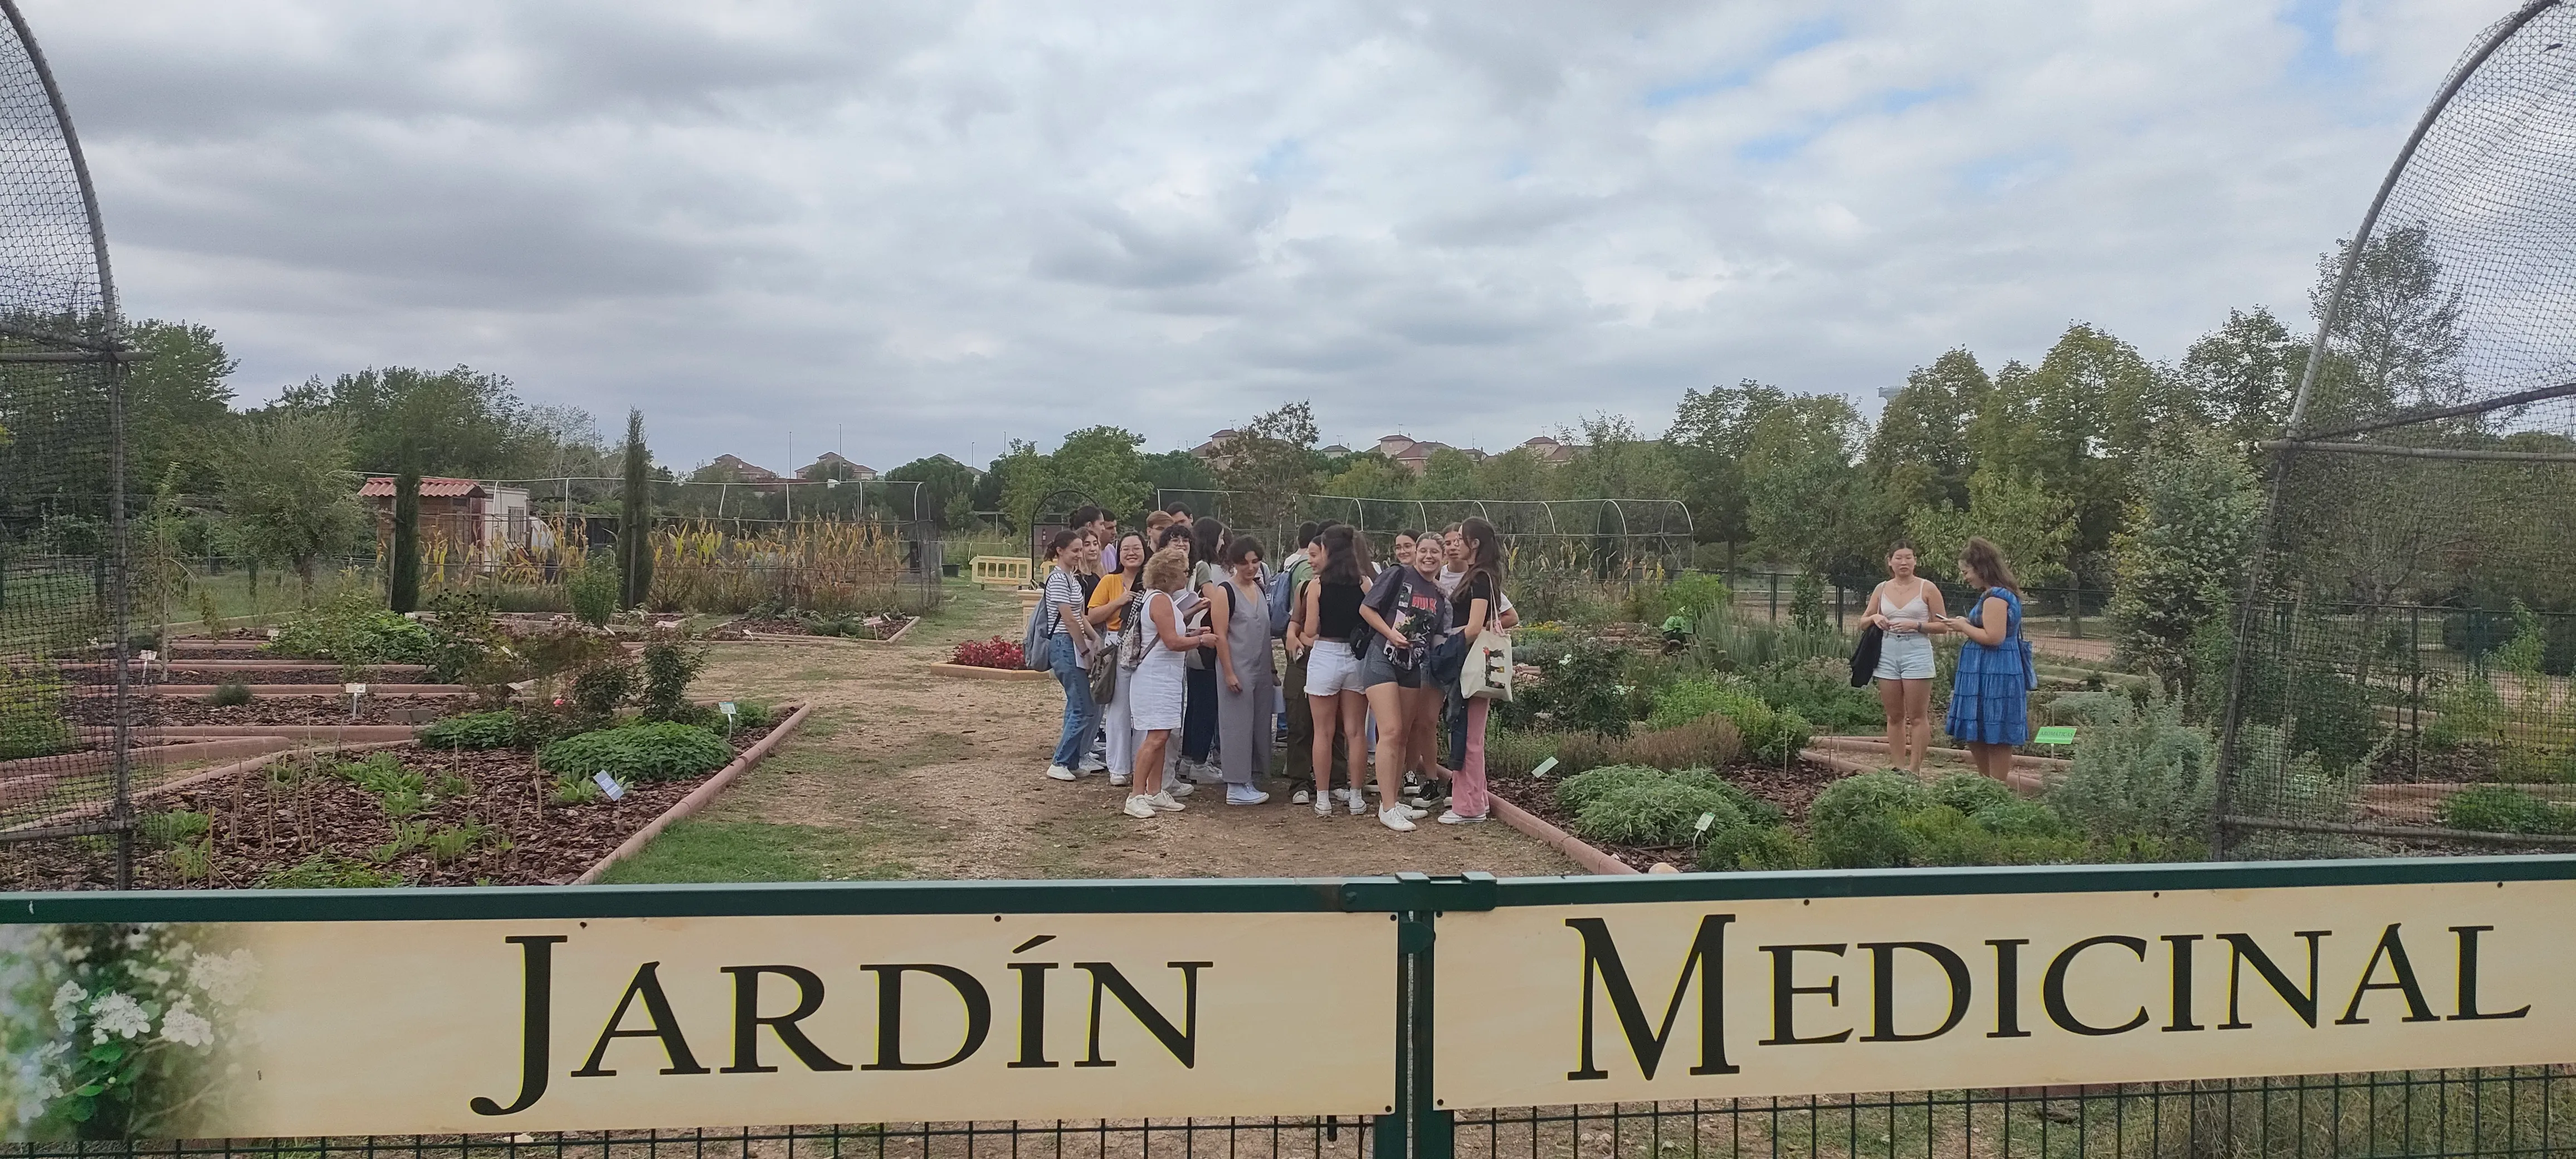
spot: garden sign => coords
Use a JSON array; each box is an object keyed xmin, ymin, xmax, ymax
[
  {"xmin": 1432, "ymin": 878, "xmax": 2573, "ymax": 1108},
  {"xmin": 1, "ymin": 911, "xmax": 1396, "ymax": 1139}
]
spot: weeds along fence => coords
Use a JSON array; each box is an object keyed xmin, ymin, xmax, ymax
[
  {"xmin": 2217, "ymin": 1, "xmax": 2576, "ymax": 856},
  {"xmin": 6, "ymin": 860, "xmax": 2576, "ymax": 1156}
]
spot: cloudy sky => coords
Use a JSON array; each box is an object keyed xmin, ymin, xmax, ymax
[{"xmin": 28, "ymin": 0, "xmax": 2507, "ymax": 474}]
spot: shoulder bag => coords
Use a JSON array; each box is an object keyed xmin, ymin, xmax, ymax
[{"xmin": 1460, "ymin": 595, "xmax": 1514, "ymax": 701}]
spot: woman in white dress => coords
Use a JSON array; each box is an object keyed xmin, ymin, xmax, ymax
[
  {"xmin": 1858, "ymin": 542, "xmax": 1950, "ymax": 775},
  {"xmin": 1123, "ymin": 544, "xmax": 1216, "ymax": 820}
]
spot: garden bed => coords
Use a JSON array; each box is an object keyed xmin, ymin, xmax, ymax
[
  {"xmin": 77, "ymin": 695, "xmax": 482, "ymax": 727},
  {"xmin": 708, "ymin": 612, "xmax": 915, "ymax": 642},
  {"xmin": 1485, "ymin": 758, "xmax": 1846, "ymax": 872},
  {"xmin": 0, "ymin": 715, "xmax": 792, "ymax": 891}
]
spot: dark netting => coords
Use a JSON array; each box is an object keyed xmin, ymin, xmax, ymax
[
  {"xmin": 2216, "ymin": 1, "xmax": 2576, "ymax": 856},
  {"xmin": 0, "ymin": 2, "xmax": 139, "ymax": 874}
]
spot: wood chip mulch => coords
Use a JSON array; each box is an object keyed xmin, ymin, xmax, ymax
[
  {"xmin": 72, "ymin": 696, "xmax": 485, "ymax": 727},
  {"xmin": 0, "ymin": 719, "xmax": 782, "ymax": 892}
]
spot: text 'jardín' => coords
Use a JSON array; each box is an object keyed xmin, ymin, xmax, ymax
[
  {"xmin": 469, "ymin": 933, "xmax": 1211, "ymax": 1117},
  {"xmin": 1564, "ymin": 915, "xmax": 2529, "ymax": 1081}
]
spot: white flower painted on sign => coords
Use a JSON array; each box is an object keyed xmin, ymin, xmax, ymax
[
  {"xmin": 188, "ymin": 948, "xmax": 260, "ymax": 1006},
  {"xmin": 89, "ymin": 991, "xmax": 152, "ymax": 1043},
  {"xmin": 160, "ymin": 1007, "xmax": 216, "ymax": 1050},
  {"xmin": 48, "ymin": 981, "xmax": 83, "ymax": 1024}
]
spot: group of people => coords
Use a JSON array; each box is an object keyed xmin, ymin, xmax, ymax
[
  {"xmin": 1032, "ymin": 505, "xmax": 1514, "ymax": 832},
  {"xmin": 1857, "ymin": 535, "xmax": 2033, "ymax": 782}
]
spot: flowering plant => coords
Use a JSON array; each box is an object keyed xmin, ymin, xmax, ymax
[
  {"xmin": 2, "ymin": 923, "xmax": 258, "ymax": 1141},
  {"xmin": 948, "ymin": 636, "xmax": 1023, "ymax": 669}
]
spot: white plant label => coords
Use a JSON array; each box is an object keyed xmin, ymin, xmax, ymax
[
  {"xmin": 344, "ymin": 683, "xmax": 367, "ymax": 695},
  {"xmin": 719, "ymin": 702, "xmax": 738, "ymax": 717},
  {"xmin": 592, "ymin": 771, "xmax": 626, "ymax": 801},
  {"xmin": 138, "ymin": 649, "xmax": 157, "ymax": 664},
  {"xmin": 1694, "ymin": 811, "xmax": 1717, "ymax": 834},
  {"xmin": 1530, "ymin": 757, "xmax": 1559, "ymax": 779}
]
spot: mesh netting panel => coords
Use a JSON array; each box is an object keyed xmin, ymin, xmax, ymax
[
  {"xmin": 0, "ymin": 1, "xmax": 135, "ymax": 863},
  {"xmin": 2218, "ymin": 1, "xmax": 2576, "ymax": 856}
]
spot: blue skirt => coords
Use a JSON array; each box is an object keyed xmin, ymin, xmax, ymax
[{"xmin": 1944, "ymin": 640, "xmax": 2029, "ymax": 746}]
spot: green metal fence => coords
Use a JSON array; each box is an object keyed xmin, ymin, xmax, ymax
[{"xmin": 5, "ymin": 860, "xmax": 2575, "ymax": 1159}]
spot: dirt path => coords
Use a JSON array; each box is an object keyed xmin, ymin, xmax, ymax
[{"xmin": 626, "ymin": 582, "xmax": 1576, "ymax": 882}]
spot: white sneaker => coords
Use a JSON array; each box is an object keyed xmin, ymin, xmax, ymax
[
  {"xmin": 1395, "ymin": 803, "xmax": 1429, "ymax": 820},
  {"xmin": 1123, "ymin": 795, "xmax": 1158, "ymax": 819},
  {"xmin": 1045, "ymin": 765, "xmax": 1080, "ymax": 782},
  {"xmin": 1108, "ymin": 772, "xmax": 1130, "ymax": 787},
  {"xmin": 1079, "ymin": 757, "xmax": 1108, "ymax": 773},
  {"xmin": 1437, "ymin": 810, "xmax": 1487, "ymax": 825},
  {"xmin": 1168, "ymin": 780, "xmax": 1196, "ymax": 798},
  {"xmin": 1313, "ymin": 795, "xmax": 1333, "ymax": 816},
  {"xmin": 1226, "ymin": 785, "xmax": 1271, "ymax": 806},
  {"xmin": 1291, "ymin": 789, "xmax": 1310, "ymax": 805},
  {"xmin": 1378, "ymin": 806, "xmax": 1417, "ymax": 832},
  {"xmin": 1347, "ymin": 792, "xmax": 1368, "ymax": 816},
  {"xmin": 1149, "ymin": 790, "xmax": 1187, "ymax": 812}
]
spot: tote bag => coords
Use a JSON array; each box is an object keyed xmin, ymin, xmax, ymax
[{"xmin": 1460, "ymin": 603, "xmax": 1514, "ymax": 701}]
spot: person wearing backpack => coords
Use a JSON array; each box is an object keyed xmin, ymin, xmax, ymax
[
  {"xmin": 1275, "ymin": 521, "xmax": 1324, "ymax": 802},
  {"xmin": 1938, "ymin": 536, "xmax": 2033, "ymax": 785},
  {"xmin": 1038, "ymin": 530, "xmax": 1102, "ymax": 782}
]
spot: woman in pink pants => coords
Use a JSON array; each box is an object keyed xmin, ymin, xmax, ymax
[{"xmin": 1438, "ymin": 517, "xmax": 1504, "ymax": 825}]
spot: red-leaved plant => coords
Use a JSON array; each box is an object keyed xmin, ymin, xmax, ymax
[{"xmin": 949, "ymin": 636, "xmax": 1024, "ymax": 669}]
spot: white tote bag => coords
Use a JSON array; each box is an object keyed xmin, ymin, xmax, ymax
[{"xmin": 1460, "ymin": 604, "xmax": 1513, "ymax": 701}]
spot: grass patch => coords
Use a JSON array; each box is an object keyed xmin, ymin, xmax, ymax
[{"xmin": 597, "ymin": 819, "xmax": 900, "ymax": 883}]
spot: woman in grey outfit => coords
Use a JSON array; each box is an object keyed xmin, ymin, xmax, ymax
[{"xmin": 1205, "ymin": 535, "xmax": 1276, "ymax": 805}]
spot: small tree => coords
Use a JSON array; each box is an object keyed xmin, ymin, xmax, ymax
[
  {"xmin": 1906, "ymin": 468, "xmax": 2075, "ymax": 588},
  {"xmin": 219, "ymin": 411, "xmax": 368, "ymax": 602},
  {"xmin": 617, "ymin": 409, "xmax": 653, "ymax": 608},
  {"xmin": 388, "ymin": 461, "xmax": 422, "ymax": 613},
  {"xmin": 2106, "ymin": 431, "xmax": 2258, "ymax": 695}
]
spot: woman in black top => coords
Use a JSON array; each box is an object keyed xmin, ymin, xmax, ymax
[
  {"xmin": 1295, "ymin": 525, "xmax": 1372, "ymax": 820},
  {"xmin": 1437, "ymin": 517, "xmax": 1503, "ymax": 823}
]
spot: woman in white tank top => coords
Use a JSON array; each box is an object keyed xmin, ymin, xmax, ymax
[{"xmin": 1861, "ymin": 542, "xmax": 1950, "ymax": 774}]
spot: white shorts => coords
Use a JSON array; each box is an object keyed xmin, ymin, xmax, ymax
[
  {"xmin": 1305, "ymin": 640, "xmax": 1366, "ymax": 697},
  {"xmin": 1875, "ymin": 630, "xmax": 1936, "ymax": 680}
]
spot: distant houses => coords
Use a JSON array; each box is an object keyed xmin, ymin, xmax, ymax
[{"xmin": 692, "ymin": 452, "xmax": 880, "ymax": 490}]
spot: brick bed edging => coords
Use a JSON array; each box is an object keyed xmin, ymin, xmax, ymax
[
  {"xmin": 572, "ymin": 702, "xmax": 815, "ymax": 885},
  {"xmin": 1489, "ymin": 795, "xmax": 1643, "ymax": 876},
  {"xmin": 927, "ymin": 663, "xmax": 1052, "ymax": 681}
]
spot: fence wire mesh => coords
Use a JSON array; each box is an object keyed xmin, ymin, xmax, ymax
[
  {"xmin": 0, "ymin": 0, "xmax": 139, "ymax": 867},
  {"xmin": 2218, "ymin": 0, "xmax": 2576, "ymax": 857}
]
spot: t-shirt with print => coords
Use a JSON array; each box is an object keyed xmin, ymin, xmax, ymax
[{"xmin": 1361, "ymin": 565, "xmax": 1450, "ymax": 660}]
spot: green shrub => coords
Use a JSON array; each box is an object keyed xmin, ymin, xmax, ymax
[
  {"xmin": 1699, "ymin": 823, "xmax": 1813, "ymax": 871},
  {"xmin": 1647, "ymin": 676, "xmax": 1745, "ymax": 731},
  {"xmin": 567, "ymin": 559, "xmax": 620, "ymax": 626},
  {"xmin": 268, "ymin": 592, "xmax": 432, "ymax": 665},
  {"xmin": 539, "ymin": 721, "xmax": 734, "ymax": 782},
  {"xmin": 1616, "ymin": 715, "xmax": 1744, "ymax": 771},
  {"xmin": 207, "ymin": 680, "xmax": 253, "ymax": 707},
  {"xmin": 0, "ymin": 668, "xmax": 75, "ymax": 759},
  {"xmin": 1574, "ymin": 783, "xmax": 1748, "ymax": 848},
  {"xmin": 2437, "ymin": 786, "xmax": 2576, "ymax": 835},
  {"xmin": 1808, "ymin": 771, "xmax": 1933, "ymax": 868},
  {"xmin": 422, "ymin": 591, "xmax": 508, "ymax": 683},
  {"xmin": 1554, "ymin": 764, "xmax": 1666, "ymax": 814},
  {"xmin": 638, "ymin": 635, "xmax": 706, "ymax": 722},
  {"xmin": 572, "ymin": 656, "xmax": 640, "ymax": 716},
  {"xmin": 256, "ymin": 853, "xmax": 405, "ymax": 889},
  {"xmin": 1971, "ymin": 797, "xmax": 2070, "ymax": 838},
  {"xmin": 2043, "ymin": 692, "xmax": 2215, "ymax": 855},
  {"xmin": 1632, "ymin": 573, "xmax": 1733, "ymax": 627},
  {"xmin": 1899, "ymin": 805, "xmax": 2085, "ymax": 866},
  {"xmin": 1483, "ymin": 729, "xmax": 1560, "ymax": 778},
  {"xmin": 1929, "ymin": 772, "xmax": 2017, "ymax": 817},
  {"xmin": 1645, "ymin": 676, "xmax": 1808, "ymax": 763},
  {"xmin": 1745, "ymin": 661, "xmax": 1884, "ymax": 733},
  {"xmin": 2425, "ymin": 674, "xmax": 2505, "ymax": 750},
  {"xmin": 420, "ymin": 710, "xmax": 525, "ymax": 751}
]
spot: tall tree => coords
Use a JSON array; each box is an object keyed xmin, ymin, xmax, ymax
[
  {"xmin": 1863, "ymin": 350, "xmax": 1983, "ymax": 515},
  {"xmin": 1217, "ymin": 402, "xmax": 1323, "ymax": 537},
  {"xmin": 1738, "ymin": 394, "xmax": 1865, "ymax": 574},
  {"xmin": 2307, "ymin": 223, "xmax": 2468, "ymax": 425},
  {"xmin": 273, "ymin": 364, "xmax": 572, "ymax": 479},
  {"xmin": 1414, "ymin": 447, "xmax": 1482, "ymax": 501},
  {"xmin": 618, "ymin": 410, "xmax": 653, "ymax": 608},
  {"xmin": 218, "ymin": 411, "xmax": 368, "ymax": 600},
  {"xmin": 1668, "ymin": 379, "xmax": 1787, "ymax": 549},
  {"xmin": 2107, "ymin": 430, "xmax": 2259, "ymax": 697},
  {"xmin": 123, "ymin": 320, "xmax": 237, "ymax": 493},
  {"xmin": 886, "ymin": 455, "xmax": 982, "ymax": 531},
  {"xmin": 1906, "ymin": 468, "xmax": 2077, "ymax": 590},
  {"xmin": 2179, "ymin": 306, "xmax": 2300, "ymax": 452}
]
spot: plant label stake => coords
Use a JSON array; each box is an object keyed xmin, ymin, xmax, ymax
[
  {"xmin": 1694, "ymin": 811, "xmax": 1716, "ymax": 835},
  {"xmin": 1531, "ymin": 756, "xmax": 1559, "ymax": 780},
  {"xmin": 593, "ymin": 771, "xmax": 626, "ymax": 801},
  {"xmin": 720, "ymin": 701, "xmax": 738, "ymax": 737},
  {"xmin": 344, "ymin": 683, "xmax": 367, "ymax": 722}
]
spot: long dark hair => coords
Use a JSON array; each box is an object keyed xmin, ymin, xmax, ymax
[
  {"xmin": 1318, "ymin": 524, "xmax": 1365, "ymax": 586},
  {"xmin": 1043, "ymin": 528, "xmax": 1080, "ymax": 558},
  {"xmin": 1459, "ymin": 516, "xmax": 1502, "ymax": 605},
  {"xmin": 1191, "ymin": 516, "xmax": 1226, "ymax": 567},
  {"xmin": 1959, "ymin": 537, "xmax": 2022, "ymax": 595}
]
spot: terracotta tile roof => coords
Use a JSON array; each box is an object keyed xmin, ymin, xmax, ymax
[{"xmin": 360, "ymin": 476, "xmax": 487, "ymax": 498}]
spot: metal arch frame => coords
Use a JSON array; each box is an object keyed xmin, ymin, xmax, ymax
[{"xmin": 2212, "ymin": 0, "xmax": 2567, "ymax": 856}]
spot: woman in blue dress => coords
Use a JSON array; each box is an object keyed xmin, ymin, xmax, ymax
[{"xmin": 1939, "ymin": 537, "xmax": 2031, "ymax": 783}]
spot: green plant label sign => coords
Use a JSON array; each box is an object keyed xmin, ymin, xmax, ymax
[
  {"xmin": 2032, "ymin": 726, "xmax": 2077, "ymax": 746},
  {"xmin": 1433, "ymin": 879, "xmax": 2570, "ymax": 1108},
  {"xmin": 0, "ymin": 912, "xmax": 1396, "ymax": 1139}
]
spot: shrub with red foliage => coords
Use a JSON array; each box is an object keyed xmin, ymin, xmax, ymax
[{"xmin": 949, "ymin": 636, "xmax": 1024, "ymax": 669}]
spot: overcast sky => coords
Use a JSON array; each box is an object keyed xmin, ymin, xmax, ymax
[{"xmin": 29, "ymin": 0, "xmax": 2506, "ymax": 475}]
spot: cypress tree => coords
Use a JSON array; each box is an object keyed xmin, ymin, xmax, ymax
[
  {"xmin": 619, "ymin": 409, "xmax": 653, "ymax": 608},
  {"xmin": 389, "ymin": 462, "xmax": 422, "ymax": 612}
]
